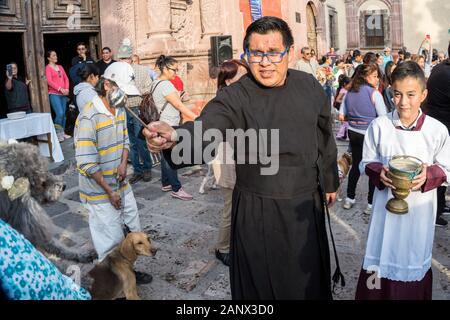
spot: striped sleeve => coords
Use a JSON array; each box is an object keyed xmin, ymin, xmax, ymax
[
  {"xmin": 75, "ymin": 116, "xmax": 101, "ymax": 175},
  {"xmin": 123, "ymin": 111, "xmax": 130, "ymax": 152}
]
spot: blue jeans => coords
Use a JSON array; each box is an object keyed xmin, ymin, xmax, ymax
[
  {"xmin": 161, "ymin": 156, "xmax": 182, "ymax": 192},
  {"xmin": 49, "ymin": 94, "xmax": 68, "ymax": 130},
  {"xmin": 126, "ymin": 108, "xmax": 152, "ymax": 174},
  {"xmin": 323, "ymin": 85, "xmax": 333, "ymax": 108}
]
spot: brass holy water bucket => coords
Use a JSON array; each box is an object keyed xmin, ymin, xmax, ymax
[{"xmin": 385, "ymin": 155, "xmax": 423, "ymax": 214}]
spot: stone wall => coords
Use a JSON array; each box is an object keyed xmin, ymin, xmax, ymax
[{"xmin": 100, "ymin": 0, "xmax": 244, "ymax": 103}]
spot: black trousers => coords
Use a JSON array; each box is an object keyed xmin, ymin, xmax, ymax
[
  {"xmin": 436, "ymin": 186, "xmax": 447, "ymax": 221},
  {"xmin": 347, "ymin": 130, "xmax": 375, "ymax": 204}
]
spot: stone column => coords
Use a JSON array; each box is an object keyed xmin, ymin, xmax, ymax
[
  {"xmin": 345, "ymin": 0, "xmax": 359, "ymax": 49},
  {"xmin": 199, "ymin": 0, "xmax": 222, "ymax": 46},
  {"xmin": 390, "ymin": 0, "xmax": 404, "ymax": 50},
  {"xmin": 144, "ymin": 0, "xmax": 175, "ymax": 53},
  {"xmin": 316, "ymin": 0, "xmax": 327, "ymax": 55}
]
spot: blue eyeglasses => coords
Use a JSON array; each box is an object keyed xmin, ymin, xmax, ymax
[{"xmin": 241, "ymin": 47, "xmax": 289, "ymax": 64}]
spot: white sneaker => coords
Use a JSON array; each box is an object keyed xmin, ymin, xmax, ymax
[
  {"xmin": 57, "ymin": 132, "xmax": 64, "ymax": 142},
  {"xmin": 343, "ymin": 198, "xmax": 355, "ymax": 210},
  {"xmin": 364, "ymin": 204, "xmax": 373, "ymax": 215}
]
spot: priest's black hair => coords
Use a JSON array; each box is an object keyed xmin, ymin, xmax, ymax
[
  {"xmin": 391, "ymin": 61, "xmax": 426, "ymax": 90},
  {"xmin": 243, "ymin": 16, "xmax": 294, "ymax": 51}
]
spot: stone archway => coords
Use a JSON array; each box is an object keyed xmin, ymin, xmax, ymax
[
  {"xmin": 306, "ymin": 2, "xmax": 318, "ymax": 54},
  {"xmin": 345, "ymin": 0, "xmax": 403, "ymax": 50}
]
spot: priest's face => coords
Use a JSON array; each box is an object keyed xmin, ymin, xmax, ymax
[
  {"xmin": 393, "ymin": 77, "xmax": 427, "ymax": 123},
  {"xmin": 247, "ymin": 31, "xmax": 294, "ymax": 87}
]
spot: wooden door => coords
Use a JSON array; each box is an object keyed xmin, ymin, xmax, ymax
[
  {"xmin": 306, "ymin": 3, "xmax": 318, "ymax": 55},
  {"xmin": 0, "ymin": 0, "xmax": 101, "ymax": 113}
]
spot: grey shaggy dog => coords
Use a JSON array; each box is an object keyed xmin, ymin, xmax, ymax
[{"xmin": 0, "ymin": 142, "xmax": 96, "ymax": 263}]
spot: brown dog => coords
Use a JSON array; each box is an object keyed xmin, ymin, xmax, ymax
[
  {"xmin": 88, "ymin": 232, "xmax": 157, "ymax": 300},
  {"xmin": 337, "ymin": 152, "xmax": 352, "ymax": 184},
  {"xmin": 337, "ymin": 152, "xmax": 352, "ymax": 199}
]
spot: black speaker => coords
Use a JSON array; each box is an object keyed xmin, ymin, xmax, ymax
[{"xmin": 211, "ymin": 35, "xmax": 233, "ymax": 67}]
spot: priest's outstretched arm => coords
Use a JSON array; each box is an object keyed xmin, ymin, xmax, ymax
[{"xmin": 143, "ymin": 87, "xmax": 245, "ymax": 169}]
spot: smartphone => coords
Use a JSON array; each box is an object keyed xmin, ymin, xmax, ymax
[
  {"xmin": 426, "ymin": 34, "xmax": 431, "ymax": 40},
  {"xmin": 6, "ymin": 64, "xmax": 13, "ymax": 78}
]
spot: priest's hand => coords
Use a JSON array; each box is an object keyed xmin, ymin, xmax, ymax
[
  {"xmin": 142, "ymin": 121, "xmax": 176, "ymax": 153},
  {"xmin": 380, "ymin": 166, "xmax": 396, "ymax": 189},
  {"xmin": 411, "ymin": 164, "xmax": 428, "ymax": 191},
  {"xmin": 326, "ymin": 192, "xmax": 337, "ymax": 206}
]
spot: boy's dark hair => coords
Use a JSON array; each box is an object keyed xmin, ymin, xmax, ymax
[
  {"xmin": 243, "ymin": 16, "xmax": 294, "ymax": 51},
  {"xmin": 77, "ymin": 63, "xmax": 100, "ymax": 81},
  {"xmin": 391, "ymin": 61, "xmax": 426, "ymax": 90},
  {"xmin": 94, "ymin": 77, "xmax": 118, "ymax": 97},
  {"xmin": 102, "ymin": 47, "xmax": 112, "ymax": 53}
]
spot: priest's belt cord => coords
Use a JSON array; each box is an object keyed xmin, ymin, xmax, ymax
[{"xmin": 317, "ymin": 174, "xmax": 346, "ymax": 292}]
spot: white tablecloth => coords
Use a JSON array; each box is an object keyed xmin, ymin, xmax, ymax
[{"xmin": 0, "ymin": 113, "xmax": 64, "ymax": 163}]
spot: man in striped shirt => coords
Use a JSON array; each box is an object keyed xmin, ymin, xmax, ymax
[{"xmin": 75, "ymin": 63, "xmax": 151, "ymax": 284}]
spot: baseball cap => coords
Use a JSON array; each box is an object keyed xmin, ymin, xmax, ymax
[{"xmin": 103, "ymin": 62, "xmax": 140, "ymax": 96}]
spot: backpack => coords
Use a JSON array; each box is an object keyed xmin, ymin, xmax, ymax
[{"xmin": 139, "ymin": 80, "xmax": 169, "ymax": 125}]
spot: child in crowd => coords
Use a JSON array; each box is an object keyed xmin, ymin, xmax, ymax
[
  {"xmin": 335, "ymin": 75, "xmax": 351, "ymax": 141},
  {"xmin": 356, "ymin": 61, "xmax": 450, "ymax": 300}
]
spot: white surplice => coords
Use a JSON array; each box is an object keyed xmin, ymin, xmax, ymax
[{"xmin": 360, "ymin": 111, "xmax": 450, "ymax": 281}]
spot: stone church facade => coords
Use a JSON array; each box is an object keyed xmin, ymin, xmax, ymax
[
  {"xmin": 323, "ymin": 0, "xmax": 449, "ymax": 55},
  {"xmin": 99, "ymin": 0, "xmax": 331, "ymax": 103}
]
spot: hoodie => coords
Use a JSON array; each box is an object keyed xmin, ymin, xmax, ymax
[{"xmin": 74, "ymin": 82, "xmax": 97, "ymax": 112}]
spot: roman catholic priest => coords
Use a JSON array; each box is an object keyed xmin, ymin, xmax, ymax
[{"xmin": 143, "ymin": 16, "xmax": 342, "ymax": 300}]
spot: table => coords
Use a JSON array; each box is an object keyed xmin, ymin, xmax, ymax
[{"xmin": 0, "ymin": 113, "xmax": 64, "ymax": 163}]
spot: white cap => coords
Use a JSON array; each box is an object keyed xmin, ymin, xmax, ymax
[{"xmin": 103, "ymin": 62, "xmax": 140, "ymax": 96}]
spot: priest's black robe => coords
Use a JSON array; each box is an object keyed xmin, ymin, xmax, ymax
[{"xmin": 165, "ymin": 70, "xmax": 339, "ymax": 300}]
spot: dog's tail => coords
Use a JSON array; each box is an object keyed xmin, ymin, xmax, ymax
[{"xmin": 43, "ymin": 241, "xmax": 97, "ymax": 264}]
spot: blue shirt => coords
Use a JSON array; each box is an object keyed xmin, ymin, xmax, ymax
[{"xmin": 0, "ymin": 219, "xmax": 91, "ymax": 300}]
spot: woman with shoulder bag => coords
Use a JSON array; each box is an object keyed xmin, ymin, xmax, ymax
[
  {"xmin": 339, "ymin": 63, "xmax": 387, "ymax": 214},
  {"xmin": 151, "ymin": 55, "xmax": 197, "ymax": 200}
]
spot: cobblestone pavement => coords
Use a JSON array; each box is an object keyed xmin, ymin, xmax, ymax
[{"xmin": 45, "ymin": 132, "xmax": 450, "ymax": 300}]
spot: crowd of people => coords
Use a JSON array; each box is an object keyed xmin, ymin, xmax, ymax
[{"xmin": 1, "ymin": 15, "xmax": 450, "ymax": 301}]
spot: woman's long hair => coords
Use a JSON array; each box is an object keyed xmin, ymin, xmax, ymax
[
  {"xmin": 217, "ymin": 59, "xmax": 249, "ymax": 91},
  {"xmin": 349, "ymin": 63, "xmax": 380, "ymax": 92},
  {"xmin": 383, "ymin": 61, "xmax": 396, "ymax": 87}
]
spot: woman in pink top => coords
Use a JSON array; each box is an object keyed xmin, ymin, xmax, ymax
[{"xmin": 45, "ymin": 50, "xmax": 70, "ymax": 140}]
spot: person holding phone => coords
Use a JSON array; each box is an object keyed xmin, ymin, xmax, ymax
[{"xmin": 4, "ymin": 62, "xmax": 32, "ymax": 114}]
